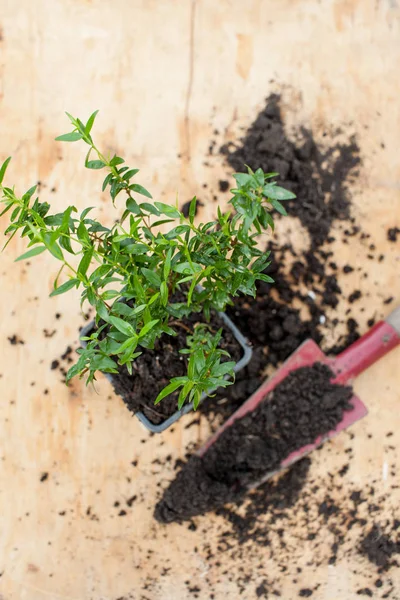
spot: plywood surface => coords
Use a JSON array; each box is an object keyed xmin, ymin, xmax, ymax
[{"xmin": 0, "ymin": 1, "xmax": 399, "ymax": 599}]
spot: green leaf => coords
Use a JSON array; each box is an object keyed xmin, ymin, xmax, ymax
[
  {"xmin": 109, "ymin": 156, "xmax": 125, "ymax": 167},
  {"xmin": 77, "ymin": 249, "xmax": 93, "ymax": 277},
  {"xmin": 254, "ymin": 168, "xmax": 265, "ymax": 186},
  {"xmin": 270, "ymin": 198, "xmax": 288, "ymax": 216},
  {"xmin": 141, "ymin": 268, "xmax": 161, "ymax": 287},
  {"xmin": 85, "ymin": 110, "xmax": 99, "ymax": 135},
  {"xmin": 164, "ymin": 248, "xmax": 172, "ymax": 279},
  {"xmin": 114, "ymin": 337, "xmax": 137, "ymax": 354},
  {"xmin": 86, "ymin": 160, "xmax": 105, "ymax": 170},
  {"xmin": 189, "ymin": 197, "xmax": 197, "ymax": 224},
  {"xmin": 95, "ymin": 300, "xmax": 109, "ymax": 322},
  {"xmin": 122, "ymin": 169, "xmax": 139, "ymax": 181},
  {"xmin": 165, "ymin": 225, "xmax": 190, "ymax": 239},
  {"xmin": 131, "ymin": 304, "xmax": 148, "ymax": 315},
  {"xmin": 15, "ymin": 245, "xmax": 46, "ymax": 262},
  {"xmin": 192, "ymin": 389, "xmax": 202, "ymax": 410},
  {"xmin": 125, "ymin": 243, "xmax": 148, "ymax": 254},
  {"xmin": 101, "ymin": 290, "xmax": 121, "ymax": 300},
  {"xmin": 213, "ymin": 362, "xmax": 236, "ymax": 377},
  {"xmin": 256, "ymin": 273, "xmax": 274, "ymax": 283},
  {"xmin": 233, "ymin": 172, "xmax": 253, "ymax": 187},
  {"xmin": 130, "ymin": 184, "xmax": 152, "ymax": 199},
  {"xmin": 138, "ymin": 319, "xmax": 159, "ymax": 338},
  {"xmin": 102, "ymin": 173, "xmax": 113, "ymax": 191},
  {"xmin": 0, "ymin": 157, "xmax": 11, "ymax": 185},
  {"xmin": 173, "ymin": 261, "xmax": 202, "ymax": 275},
  {"xmin": 43, "ymin": 238, "xmax": 64, "ymax": 261},
  {"xmin": 160, "ymin": 281, "xmax": 168, "ymax": 306},
  {"xmin": 92, "ymin": 355, "xmax": 119, "ymax": 373},
  {"xmin": 109, "ymin": 316, "xmax": 135, "ymax": 337},
  {"xmin": 80, "ymin": 207, "xmax": 94, "ymax": 220},
  {"xmin": 55, "ymin": 132, "xmax": 82, "ymax": 142},
  {"xmin": 154, "ymin": 202, "xmax": 181, "ymax": 218},
  {"xmin": 126, "ymin": 198, "xmax": 141, "ymax": 215},
  {"xmin": 263, "ymin": 184, "xmax": 296, "ymax": 200},
  {"xmin": 50, "ymin": 278, "xmax": 79, "ymax": 297},
  {"xmin": 154, "ymin": 380, "xmax": 184, "ymax": 405},
  {"xmin": 139, "ymin": 202, "xmax": 159, "ymax": 215},
  {"xmin": 178, "ymin": 381, "xmax": 194, "ymax": 409},
  {"xmin": 77, "ymin": 222, "xmax": 90, "ymax": 245},
  {"xmin": 22, "ymin": 185, "xmax": 38, "ymax": 201}
]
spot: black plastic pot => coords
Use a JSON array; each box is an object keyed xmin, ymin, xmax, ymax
[{"xmin": 80, "ymin": 312, "xmax": 252, "ymax": 433}]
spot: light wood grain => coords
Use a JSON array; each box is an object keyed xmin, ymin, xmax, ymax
[{"xmin": 0, "ymin": 1, "xmax": 399, "ymax": 599}]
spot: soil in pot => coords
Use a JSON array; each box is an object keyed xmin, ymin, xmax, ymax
[
  {"xmin": 154, "ymin": 362, "xmax": 354, "ymax": 523},
  {"xmin": 99, "ymin": 308, "xmax": 242, "ymax": 425}
]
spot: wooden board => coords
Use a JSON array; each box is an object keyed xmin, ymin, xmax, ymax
[{"xmin": 0, "ymin": 1, "xmax": 399, "ymax": 598}]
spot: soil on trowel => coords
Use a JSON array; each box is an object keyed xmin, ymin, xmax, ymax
[{"xmin": 154, "ymin": 363, "xmax": 353, "ymax": 523}]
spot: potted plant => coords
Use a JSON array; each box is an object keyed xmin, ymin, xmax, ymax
[{"xmin": 0, "ymin": 111, "xmax": 295, "ymax": 432}]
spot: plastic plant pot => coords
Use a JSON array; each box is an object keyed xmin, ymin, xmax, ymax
[{"xmin": 80, "ymin": 311, "xmax": 252, "ymax": 433}]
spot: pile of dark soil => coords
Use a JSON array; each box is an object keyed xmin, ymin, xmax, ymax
[
  {"xmin": 360, "ymin": 523, "xmax": 400, "ymax": 570},
  {"xmin": 221, "ymin": 94, "xmax": 360, "ymax": 248},
  {"xmin": 199, "ymin": 95, "xmax": 365, "ymax": 429},
  {"xmin": 154, "ymin": 363, "xmax": 353, "ymax": 523}
]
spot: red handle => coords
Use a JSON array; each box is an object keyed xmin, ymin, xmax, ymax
[{"xmin": 333, "ymin": 318, "xmax": 400, "ymax": 383}]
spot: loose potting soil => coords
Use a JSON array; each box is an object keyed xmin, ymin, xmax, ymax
[
  {"xmin": 102, "ymin": 310, "xmax": 242, "ymax": 425},
  {"xmin": 154, "ymin": 363, "xmax": 353, "ymax": 523}
]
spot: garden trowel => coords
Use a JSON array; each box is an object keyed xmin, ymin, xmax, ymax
[{"xmin": 198, "ymin": 305, "xmax": 400, "ymax": 487}]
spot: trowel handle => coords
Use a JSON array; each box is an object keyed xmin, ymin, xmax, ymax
[{"xmin": 333, "ymin": 305, "xmax": 400, "ymax": 383}]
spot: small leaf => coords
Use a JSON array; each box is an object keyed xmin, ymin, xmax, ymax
[
  {"xmin": 188, "ymin": 197, "xmax": 197, "ymax": 224},
  {"xmin": 141, "ymin": 268, "xmax": 161, "ymax": 287},
  {"xmin": 154, "ymin": 380, "xmax": 184, "ymax": 405},
  {"xmin": 77, "ymin": 249, "xmax": 93, "ymax": 277},
  {"xmin": 263, "ymin": 184, "xmax": 296, "ymax": 200},
  {"xmin": 130, "ymin": 184, "xmax": 152, "ymax": 199},
  {"xmin": 0, "ymin": 157, "xmax": 11, "ymax": 185},
  {"xmin": 138, "ymin": 319, "xmax": 159, "ymax": 338},
  {"xmin": 50, "ymin": 278, "xmax": 79, "ymax": 297},
  {"xmin": 173, "ymin": 261, "xmax": 202, "ymax": 275},
  {"xmin": 92, "ymin": 355, "xmax": 119, "ymax": 373},
  {"xmin": 254, "ymin": 168, "xmax": 265, "ymax": 186},
  {"xmin": 233, "ymin": 172, "xmax": 253, "ymax": 187},
  {"xmin": 109, "ymin": 156, "xmax": 125, "ymax": 167},
  {"xmin": 131, "ymin": 304, "xmax": 147, "ymax": 315},
  {"xmin": 123, "ymin": 169, "xmax": 139, "ymax": 181},
  {"xmin": 15, "ymin": 245, "xmax": 46, "ymax": 262},
  {"xmin": 126, "ymin": 198, "xmax": 141, "ymax": 215},
  {"xmin": 85, "ymin": 110, "xmax": 99, "ymax": 134},
  {"xmin": 95, "ymin": 299, "xmax": 109, "ymax": 322},
  {"xmin": 164, "ymin": 248, "xmax": 172, "ymax": 279},
  {"xmin": 80, "ymin": 207, "xmax": 94, "ymax": 220},
  {"xmin": 154, "ymin": 202, "xmax": 180, "ymax": 218},
  {"xmin": 125, "ymin": 243, "xmax": 148, "ymax": 254},
  {"xmin": 109, "ymin": 316, "xmax": 135, "ymax": 337},
  {"xmin": 270, "ymin": 198, "xmax": 288, "ymax": 216},
  {"xmin": 86, "ymin": 160, "xmax": 105, "ymax": 170},
  {"xmin": 139, "ymin": 203, "xmax": 159, "ymax": 216},
  {"xmin": 55, "ymin": 132, "xmax": 82, "ymax": 142},
  {"xmin": 77, "ymin": 222, "xmax": 90, "ymax": 245},
  {"xmin": 257, "ymin": 273, "xmax": 274, "ymax": 283},
  {"xmin": 160, "ymin": 281, "xmax": 168, "ymax": 306},
  {"xmin": 102, "ymin": 173, "xmax": 113, "ymax": 191}
]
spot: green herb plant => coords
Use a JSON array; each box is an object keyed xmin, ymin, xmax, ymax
[{"xmin": 0, "ymin": 111, "xmax": 295, "ymax": 411}]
